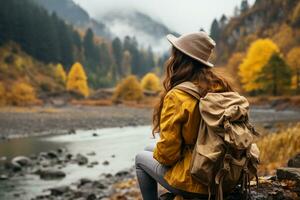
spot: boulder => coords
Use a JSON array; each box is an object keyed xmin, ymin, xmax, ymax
[
  {"xmin": 11, "ymin": 156, "xmax": 32, "ymax": 167},
  {"xmin": 76, "ymin": 154, "xmax": 89, "ymax": 165},
  {"xmin": 49, "ymin": 186, "xmax": 70, "ymax": 196},
  {"xmin": 34, "ymin": 169, "xmax": 66, "ymax": 180},
  {"xmin": 47, "ymin": 151, "xmax": 59, "ymax": 159},
  {"xmin": 102, "ymin": 160, "xmax": 109, "ymax": 166},
  {"xmin": 288, "ymin": 154, "xmax": 300, "ymax": 168},
  {"xmin": 277, "ymin": 167, "xmax": 300, "ymax": 184},
  {"xmin": 0, "ymin": 174, "xmax": 8, "ymax": 181}
]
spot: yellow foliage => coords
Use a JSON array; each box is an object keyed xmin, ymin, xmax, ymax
[
  {"xmin": 113, "ymin": 75, "xmax": 144, "ymax": 102},
  {"xmin": 257, "ymin": 124, "xmax": 300, "ymax": 175},
  {"xmin": 0, "ymin": 82, "xmax": 6, "ymax": 106},
  {"xmin": 287, "ymin": 47, "xmax": 300, "ymax": 90},
  {"xmin": 54, "ymin": 64, "xmax": 66, "ymax": 84},
  {"xmin": 287, "ymin": 47, "xmax": 300, "ymax": 72},
  {"xmin": 141, "ymin": 73, "xmax": 161, "ymax": 92},
  {"xmin": 238, "ymin": 39, "xmax": 279, "ymax": 92},
  {"xmin": 66, "ymin": 62, "xmax": 89, "ymax": 97},
  {"xmin": 10, "ymin": 82, "xmax": 37, "ymax": 106}
]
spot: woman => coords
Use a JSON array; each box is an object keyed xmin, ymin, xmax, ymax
[{"xmin": 135, "ymin": 32, "xmax": 234, "ymax": 200}]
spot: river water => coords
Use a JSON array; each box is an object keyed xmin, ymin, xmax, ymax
[{"xmin": 0, "ymin": 126, "xmax": 155, "ymax": 200}]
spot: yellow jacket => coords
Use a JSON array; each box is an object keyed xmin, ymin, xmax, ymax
[{"xmin": 153, "ymin": 88, "xmax": 208, "ymax": 194}]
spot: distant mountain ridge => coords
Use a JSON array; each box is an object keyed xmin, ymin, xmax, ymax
[{"xmin": 32, "ymin": 0, "xmax": 111, "ymax": 38}]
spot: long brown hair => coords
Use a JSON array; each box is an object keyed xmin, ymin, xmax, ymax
[{"xmin": 152, "ymin": 47, "xmax": 234, "ymax": 136}]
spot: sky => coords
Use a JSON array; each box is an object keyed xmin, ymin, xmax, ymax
[{"xmin": 73, "ymin": 0, "xmax": 255, "ymax": 34}]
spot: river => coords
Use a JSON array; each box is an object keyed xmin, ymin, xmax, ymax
[{"xmin": 0, "ymin": 126, "xmax": 154, "ymax": 200}]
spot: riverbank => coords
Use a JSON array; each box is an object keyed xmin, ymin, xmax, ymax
[
  {"xmin": 1, "ymin": 104, "xmax": 300, "ymax": 139},
  {"xmin": 0, "ymin": 105, "xmax": 152, "ymax": 139}
]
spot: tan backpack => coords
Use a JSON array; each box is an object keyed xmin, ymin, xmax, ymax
[{"xmin": 175, "ymin": 82, "xmax": 260, "ymax": 200}]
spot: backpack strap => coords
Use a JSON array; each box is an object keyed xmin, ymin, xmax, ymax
[{"xmin": 174, "ymin": 81, "xmax": 202, "ymax": 100}]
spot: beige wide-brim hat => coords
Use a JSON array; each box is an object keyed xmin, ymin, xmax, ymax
[{"xmin": 166, "ymin": 31, "xmax": 216, "ymax": 67}]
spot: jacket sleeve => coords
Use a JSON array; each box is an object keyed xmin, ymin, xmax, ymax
[{"xmin": 153, "ymin": 90, "xmax": 187, "ymax": 166}]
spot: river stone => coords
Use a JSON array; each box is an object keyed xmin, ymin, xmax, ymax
[
  {"xmin": 87, "ymin": 151, "xmax": 96, "ymax": 156},
  {"xmin": 49, "ymin": 186, "xmax": 70, "ymax": 196},
  {"xmin": 47, "ymin": 151, "xmax": 59, "ymax": 159},
  {"xmin": 102, "ymin": 160, "xmax": 109, "ymax": 166},
  {"xmin": 0, "ymin": 174, "xmax": 8, "ymax": 180},
  {"xmin": 5, "ymin": 161, "xmax": 22, "ymax": 172},
  {"xmin": 76, "ymin": 154, "xmax": 88, "ymax": 165},
  {"xmin": 12, "ymin": 156, "xmax": 32, "ymax": 167},
  {"xmin": 115, "ymin": 170, "xmax": 129, "ymax": 178},
  {"xmin": 277, "ymin": 167, "xmax": 300, "ymax": 183},
  {"xmin": 288, "ymin": 154, "xmax": 300, "ymax": 168},
  {"xmin": 34, "ymin": 169, "xmax": 66, "ymax": 180}
]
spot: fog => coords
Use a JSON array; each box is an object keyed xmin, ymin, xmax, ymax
[{"xmin": 73, "ymin": 0, "xmax": 255, "ymax": 34}]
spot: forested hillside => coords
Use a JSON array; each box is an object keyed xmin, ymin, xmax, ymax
[
  {"xmin": 211, "ymin": 0, "xmax": 300, "ymax": 63},
  {"xmin": 0, "ymin": 0, "xmax": 162, "ymax": 90},
  {"xmin": 210, "ymin": 0, "xmax": 300, "ymax": 95}
]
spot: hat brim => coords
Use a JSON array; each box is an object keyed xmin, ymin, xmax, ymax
[{"xmin": 166, "ymin": 34, "xmax": 214, "ymax": 68}]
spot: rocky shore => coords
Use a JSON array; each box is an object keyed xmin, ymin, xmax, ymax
[{"xmin": 1, "ymin": 146, "xmax": 299, "ymax": 200}]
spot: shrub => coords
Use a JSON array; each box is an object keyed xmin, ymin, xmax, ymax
[
  {"xmin": 66, "ymin": 62, "xmax": 89, "ymax": 97},
  {"xmin": 9, "ymin": 82, "xmax": 37, "ymax": 106},
  {"xmin": 113, "ymin": 75, "xmax": 143, "ymax": 102},
  {"xmin": 257, "ymin": 124, "xmax": 300, "ymax": 175},
  {"xmin": 141, "ymin": 73, "xmax": 161, "ymax": 92},
  {"xmin": 0, "ymin": 82, "xmax": 6, "ymax": 106}
]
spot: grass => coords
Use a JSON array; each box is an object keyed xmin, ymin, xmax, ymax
[{"xmin": 257, "ymin": 123, "xmax": 300, "ymax": 175}]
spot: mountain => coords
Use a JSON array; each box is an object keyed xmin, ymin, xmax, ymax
[
  {"xmin": 100, "ymin": 10, "xmax": 178, "ymax": 53},
  {"xmin": 211, "ymin": 0, "xmax": 300, "ymax": 64},
  {"xmin": 32, "ymin": 0, "xmax": 111, "ymax": 38}
]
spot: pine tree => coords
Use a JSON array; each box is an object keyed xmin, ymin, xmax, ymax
[
  {"xmin": 112, "ymin": 37, "xmax": 123, "ymax": 79},
  {"xmin": 241, "ymin": 0, "xmax": 249, "ymax": 13},
  {"xmin": 256, "ymin": 53, "xmax": 291, "ymax": 96},
  {"xmin": 210, "ymin": 19, "xmax": 220, "ymax": 41},
  {"xmin": 67, "ymin": 62, "xmax": 89, "ymax": 97}
]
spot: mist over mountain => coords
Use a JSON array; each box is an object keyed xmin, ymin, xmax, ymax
[
  {"xmin": 100, "ymin": 9, "xmax": 178, "ymax": 52},
  {"xmin": 33, "ymin": 0, "xmax": 176, "ymax": 52}
]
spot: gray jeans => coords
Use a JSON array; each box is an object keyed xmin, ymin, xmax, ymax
[{"xmin": 135, "ymin": 144, "xmax": 208, "ymax": 200}]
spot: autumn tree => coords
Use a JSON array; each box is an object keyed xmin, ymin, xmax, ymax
[
  {"xmin": 239, "ymin": 39, "xmax": 279, "ymax": 92},
  {"xmin": 67, "ymin": 62, "xmax": 89, "ymax": 97},
  {"xmin": 287, "ymin": 47, "xmax": 300, "ymax": 92},
  {"xmin": 256, "ymin": 53, "xmax": 291, "ymax": 96},
  {"xmin": 113, "ymin": 75, "xmax": 143, "ymax": 102},
  {"xmin": 10, "ymin": 82, "xmax": 37, "ymax": 106},
  {"xmin": 141, "ymin": 73, "xmax": 161, "ymax": 92},
  {"xmin": 54, "ymin": 63, "xmax": 67, "ymax": 85}
]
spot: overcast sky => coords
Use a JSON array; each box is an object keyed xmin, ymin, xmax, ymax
[{"xmin": 73, "ymin": 0, "xmax": 255, "ymax": 34}]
